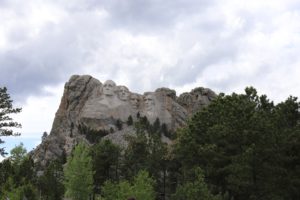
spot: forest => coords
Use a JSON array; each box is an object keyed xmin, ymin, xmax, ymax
[{"xmin": 0, "ymin": 86, "xmax": 299, "ymax": 200}]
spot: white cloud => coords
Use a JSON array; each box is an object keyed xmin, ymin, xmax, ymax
[
  {"xmin": 0, "ymin": 0, "xmax": 300, "ymax": 152},
  {"xmin": 14, "ymin": 84, "xmax": 64, "ymax": 138}
]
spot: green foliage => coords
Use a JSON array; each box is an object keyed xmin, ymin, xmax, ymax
[
  {"xmin": 38, "ymin": 159, "xmax": 64, "ymax": 200},
  {"xmin": 91, "ymin": 140, "xmax": 121, "ymax": 194},
  {"xmin": 172, "ymin": 167, "xmax": 221, "ymax": 200},
  {"xmin": 147, "ymin": 134, "xmax": 169, "ymax": 197},
  {"xmin": 78, "ymin": 123, "xmax": 109, "ymax": 143},
  {"xmin": 174, "ymin": 87, "xmax": 300, "ymax": 199},
  {"xmin": 0, "ymin": 87, "xmax": 22, "ymax": 156},
  {"xmin": 152, "ymin": 118, "xmax": 161, "ymax": 133},
  {"xmin": 11, "ymin": 147, "xmax": 35, "ymax": 186},
  {"xmin": 131, "ymin": 170, "xmax": 156, "ymax": 200},
  {"xmin": 161, "ymin": 123, "xmax": 171, "ymax": 138},
  {"xmin": 123, "ymin": 119, "xmax": 170, "ymax": 199},
  {"xmin": 140, "ymin": 116, "xmax": 150, "ymax": 129},
  {"xmin": 101, "ymin": 170, "xmax": 155, "ymax": 200},
  {"xmin": 1, "ymin": 86, "xmax": 299, "ymax": 200},
  {"xmin": 64, "ymin": 142, "xmax": 94, "ymax": 200},
  {"xmin": 17, "ymin": 157, "xmax": 35, "ymax": 185},
  {"xmin": 2, "ymin": 183, "xmax": 39, "ymax": 200},
  {"xmin": 123, "ymin": 133, "xmax": 149, "ymax": 178},
  {"xmin": 127, "ymin": 115, "xmax": 133, "ymax": 126},
  {"xmin": 0, "ymin": 160, "xmax": 13, "ymax": 196},
  {"xmin": 0, "ymin": 143, "xmax": 38, "ymax": 200},
  {"xmin": 116, "ymin": 119, "xmax": 123, "ymax": 130},
  {"xmin": 109, "ymin": 127, "xmax": 114, "ymax": 133},
  {"xmin": 10, "ymin": 143, "xmax": 27, "ymax": 165},
  {"xmin": 101, "ymin": 180, "xmax": 132, "ymax": 200}
]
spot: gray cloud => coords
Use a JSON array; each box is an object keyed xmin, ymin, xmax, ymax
[
  {"xmin": 0, "ymin": 0, "xmax": 227, "ymax": 99},
  {"xmin": 0, "ymin": 0, "xmax": 299, "ymax": 104},
  {"xmin": 63, "ymin": 0, "xmax": 215, "ymax": 30},
  {"xmin": 0, "ymin": 24, "xmax": 96, "ymax": 101},
  {"xmin": 102, "ymin": 0, "xmax": 215, "ymax": 31},
  {"xmin": 1, "ymin": 0, "xmax": 300, "ymax": 146}
]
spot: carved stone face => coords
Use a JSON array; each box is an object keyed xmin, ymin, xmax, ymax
[
  {"xmin": 144, "ymin": 94, "xmax": 155, "ymax": 111},
  {"xmin": 103, "ymin": 80, "xmax": 116, "ymax": 96},
  {"xmin": 130, "ymin": 94, "xmax": 140, "ymax": 109},
  {"xmin": 118, "ymin": 86, "xmax": 129, "ymax": 101}
]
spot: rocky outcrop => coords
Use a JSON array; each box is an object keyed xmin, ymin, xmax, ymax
[
  {"xmin": 31, "ymin": 75, "xmax": 217, "ymax": 166},
  {"xmin": 177, "ymin": 87, "xmax": 217, "ymax": 115}
]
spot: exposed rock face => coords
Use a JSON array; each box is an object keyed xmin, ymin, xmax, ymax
[
  {"xmin": 177, "ymin": 87, "xmax": 217, "ymax": 115},
  {"xmin": 31, "ymin": 75, "xmax": 217, "ymax": 166}
]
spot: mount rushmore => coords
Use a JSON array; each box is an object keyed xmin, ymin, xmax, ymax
[{"xmin": 31, "ymin": 75, "xmax": 217, "ymax": 166}]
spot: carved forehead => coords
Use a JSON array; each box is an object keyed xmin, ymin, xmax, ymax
[
  {"xmin": 118, "ymin": 86, "xmax": 129, "ymax": 91},
  {"xmin": 104, "ymin": 80, "xmax": 116, "ymax": 86}
]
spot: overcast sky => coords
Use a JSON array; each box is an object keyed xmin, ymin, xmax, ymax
[{"xmin": 1, "ymin": 0, "xmax": 300, "ymax": 157}]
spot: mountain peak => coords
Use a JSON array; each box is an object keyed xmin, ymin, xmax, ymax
[{"xmin": 31, "ymin": 75, "xmax": 217, "ymax": 167}]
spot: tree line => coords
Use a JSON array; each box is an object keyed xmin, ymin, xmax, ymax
[{"xmin": 1, "ymin": 86, "xmax": 300, "ymax": 200}]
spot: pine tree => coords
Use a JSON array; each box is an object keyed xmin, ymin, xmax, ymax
[
  {"xmin": 1, "ymin": 144, "xmax": 38, "ymax": 200},
  {"xmin": 38, "ymin": 160, "xmax": 64, "ymax": 200},
  {"xmin": 127, "ymin": 115, "xmax": 134, "ymax": 126},
  {"xmin": 122, "ymin": 134, "xmax": 149, "ymax": 178},
  {"xmin": 9, "ymin": 143, "xmax": 27, "ymax": 165},
  {"xmin": 41, "ymin": 131, "xmax": 48, "ymax": 142},
  {"xmin": 152, "ymin": 118, "xmax": 161, "ymax": 133},
  {"xmin": 64, "ymin": 142, "xmax": 94, "ymax": 200},
  {"xmin": 160, "ymin": 123, "xmax": 171, "ymax": 138},
  {"xmin": 116, "ymin": 119, "xmax": 123, "ymax": 130},
  {"xmin": 110, "ymin": 127, "xmax": 114, "ymax": 133},
  {"xmin": 172, "ymin": 167, "xmax": 221, "ymax": 200},
  {"xmin": 0, "ymin": 87, "xmax": 22, "ymax": 156},
  {"xmin": 91, "ymin": 140, "xmax": 121, "ymax": 195},
  {"xmin": 101, "ymin": 170, "xmax": 155, "ymax": 200},
  {"xmin": 174, "ymin": 87, "xmax": 300, "ymax": 199}
]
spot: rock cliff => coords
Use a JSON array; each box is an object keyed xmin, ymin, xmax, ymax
[{"xmin": 31, "ymin": 75, "xmax": 217, "ymax": 166}]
